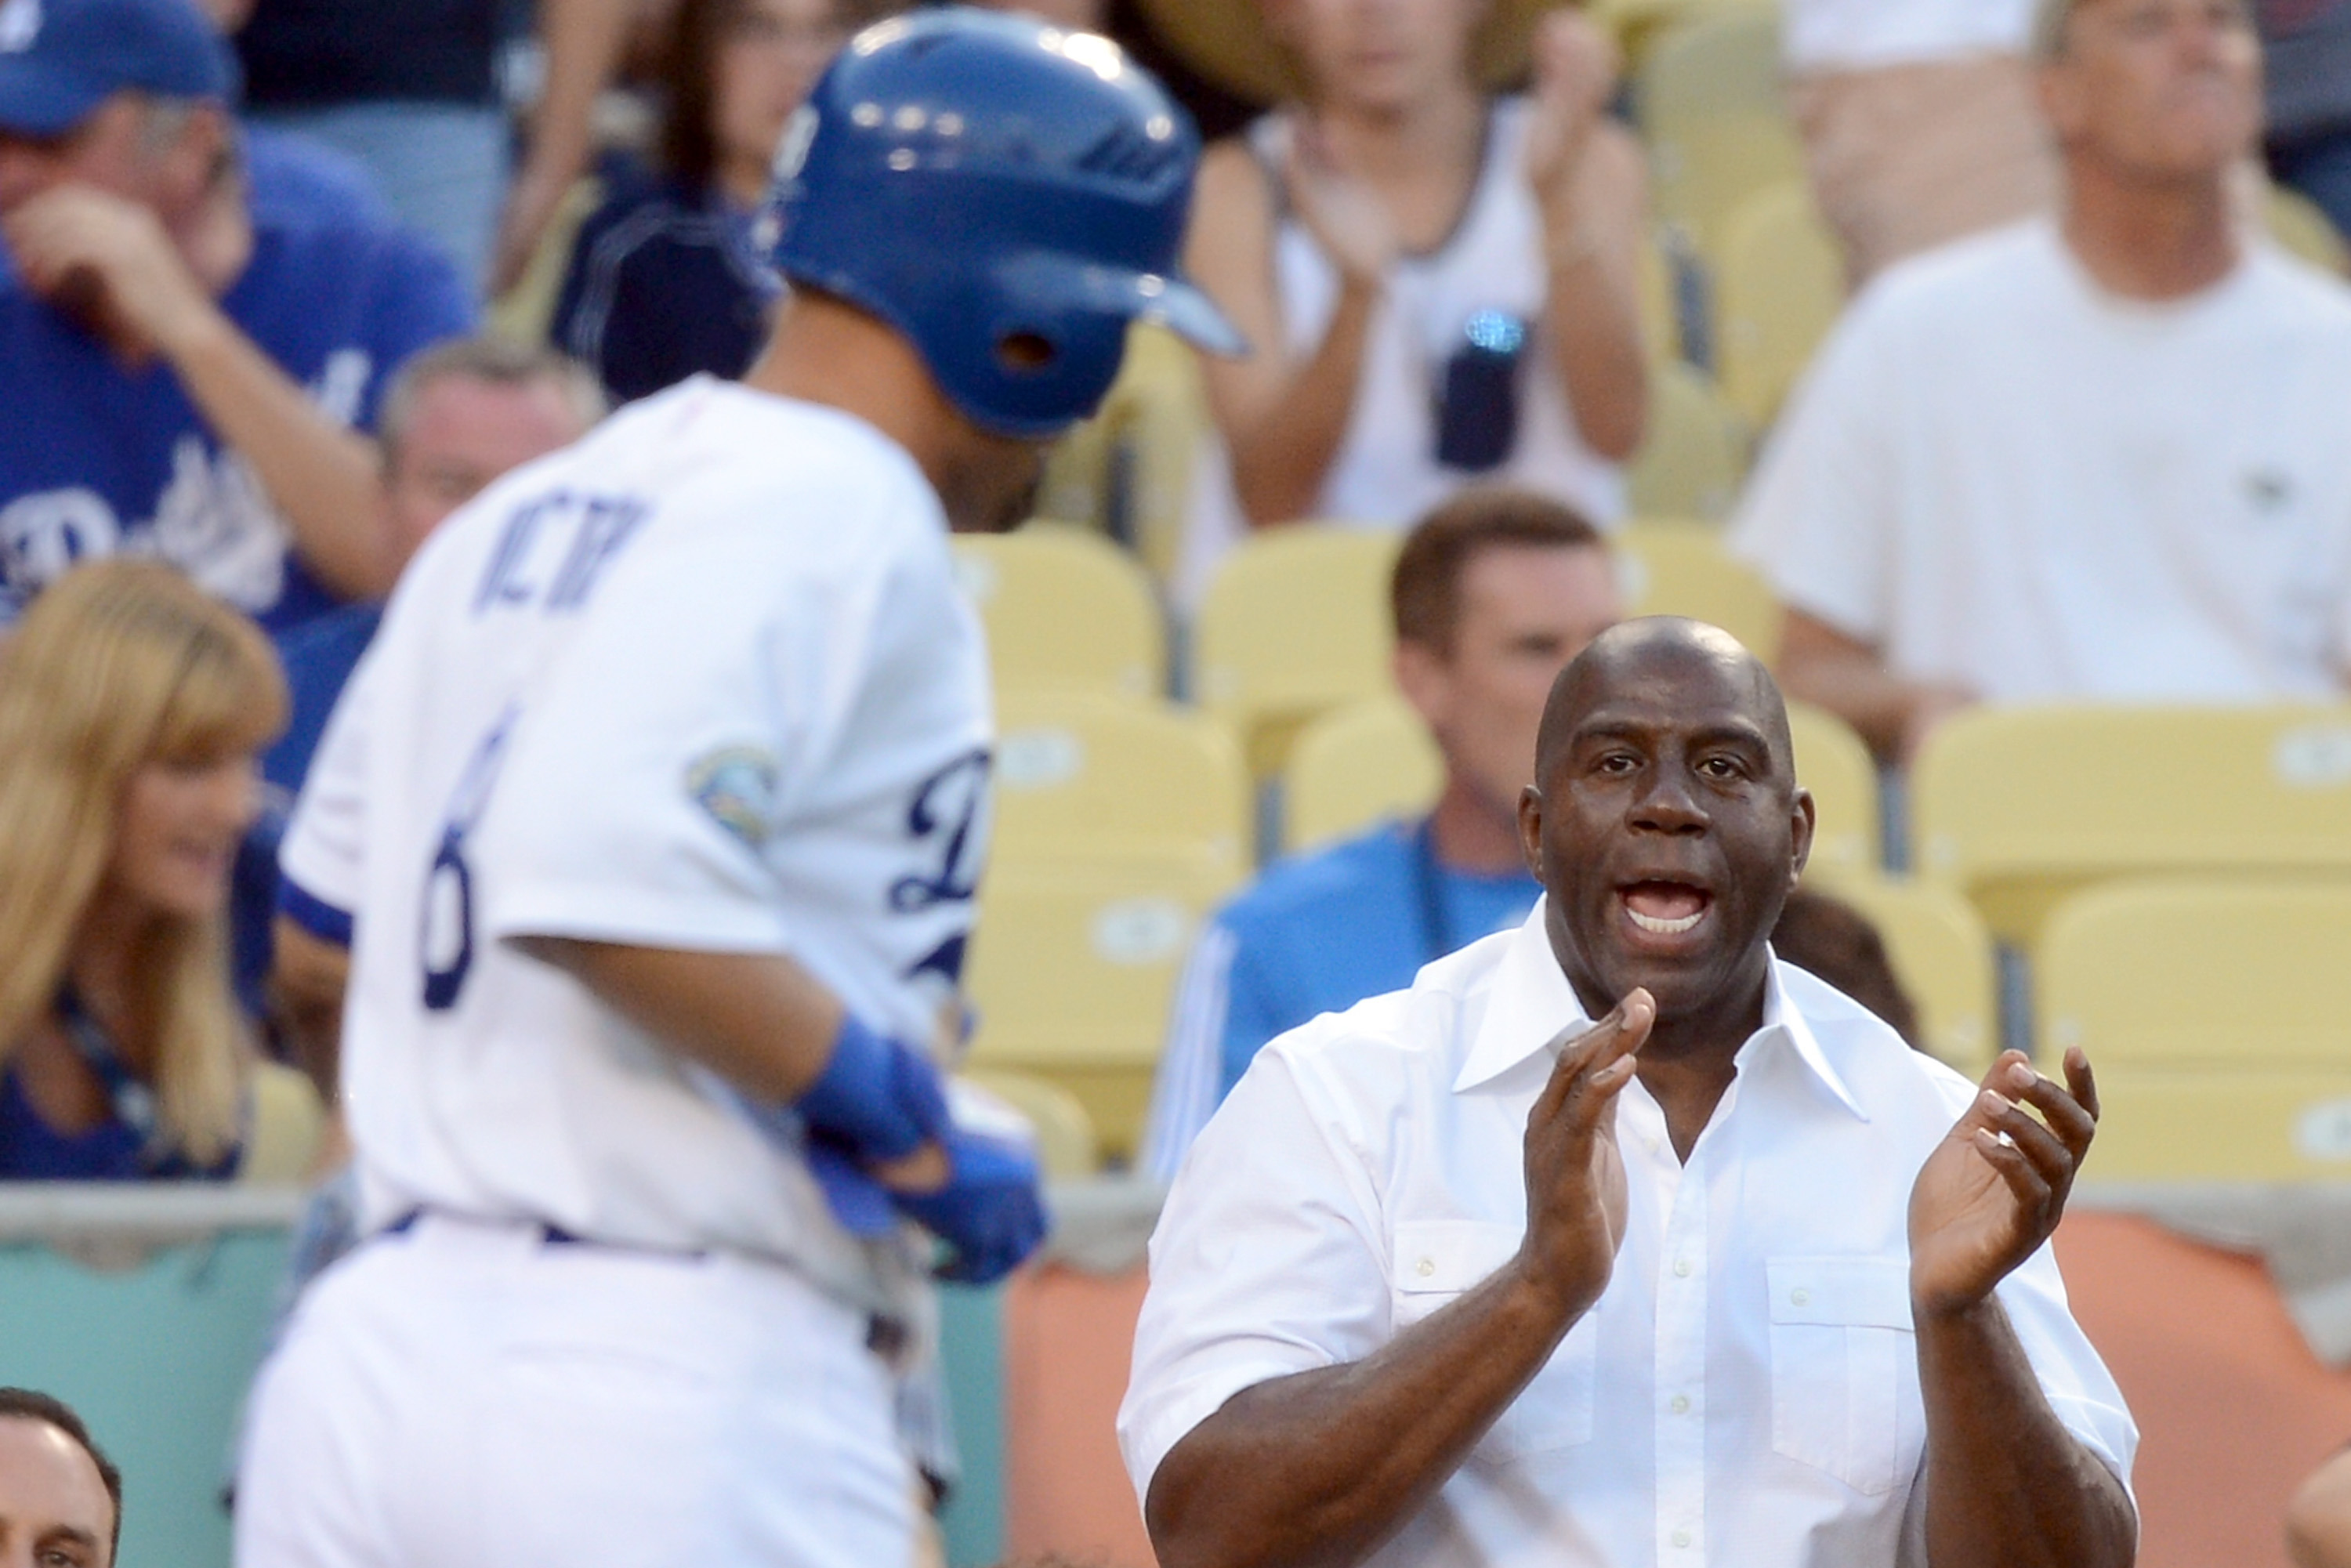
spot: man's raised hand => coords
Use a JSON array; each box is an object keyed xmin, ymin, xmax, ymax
[
  {"xmin": 1908, "ymin": 1048, "xmax": 2099, "ymax": 1320},
  {"xmin": 1515, "ymin": 989, "xmax": 1653, "ymax": 1318}
]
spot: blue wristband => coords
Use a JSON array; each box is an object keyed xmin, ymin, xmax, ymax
[{"xmin": 795, "ymin": 1014, "xmax": 950, "ymax": 1164}]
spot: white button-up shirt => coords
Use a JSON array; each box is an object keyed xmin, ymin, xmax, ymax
[{"xmin": 1120, "ymin": 904, "xmax": 2136, "ymax": 1567}]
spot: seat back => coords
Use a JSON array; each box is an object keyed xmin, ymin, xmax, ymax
[
  {"xmin": 1637, "ymin": 8, "xmax": 1806, "ymax": 266},
  {"xmin": 951, "ymin": 525, "xmax": 1165, "ymax": 701},
  {"xmin": 1625, "ymin": 362, "xmax": 1751, "ymax": 523},
  {"xmin": 1283, "ymin": 694, "xmax": 1443, "ymax": 855},
  {"xmin": 2038, "ymin": 878, "xmax": 2351, "ymax": 1179},
  {"xmin": 992, "ymin": 691, "xmax": 1250, "ymax": 890},
  {"xmin": 1715, "ymin": 180, "xmax": 1844, "ymax": 427},
  {"xmin": 1614, "ymin": 520, "xmax": 1784, "ymax": 663},
  {"xmin": 1193, "ymin": 526, "xmax": 1401, "ymax": 775},
  {"xmin": 1787, "ymin": 700, "xmax": 1880, "ymax": 885},
  {"xmin": 1823, "ymin": 875, "xmax": 1998, "ymax": 1078},
  {"xmin": 1911, "ymin": 704, "xmax": 2351, "ymax": 947}
]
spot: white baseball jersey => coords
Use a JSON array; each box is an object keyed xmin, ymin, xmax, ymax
[{"xmin": 279, "ymin": 375, "xmax": 992, "ymax": 1315}]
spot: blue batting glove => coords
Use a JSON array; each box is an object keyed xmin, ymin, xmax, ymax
[
  {"xmin": 795, "ymin": 1015, "xmax": 950, "ymax": 1164},
  {"xmin": 893, "ymin": 1128, "xmax": 1049, "ymax": 1285},
  {"xmin": 805, "ymin": 1133, "xmax": 898, "ymax": 1238}
]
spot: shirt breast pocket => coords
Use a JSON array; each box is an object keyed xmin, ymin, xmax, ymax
[
  {"xmin": 1393, "ymin": 1220, "xmax": 1595, "ymax": 1457},
  {"xmin": 1767, "ymin": 1256, "xmax": 1921, "ymax": 1496}
]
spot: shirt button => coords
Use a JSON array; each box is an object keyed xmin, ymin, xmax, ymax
[
  {"xmin": 1672, "ymin": 1258, "xmax": 1691, "ymax": 1278},
  {"xmin": 1670, "ymin": 1394, "xmax": 1690, "ymax": 1414},
  {"xmin": 1672, "ymin": 1529, "xmax": 1693, "ymax": 1548},
  {"xmin": 1416, "ymin": 1258, "xmax": 1436, "ymax": 1278},
  {"xmin": 1791, "ymin": 1288, "xmax": 1811, "ymax": 1307}
]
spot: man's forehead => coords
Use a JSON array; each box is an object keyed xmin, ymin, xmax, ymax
[{"xmin": 1566, "ymin": 692, "xmax": 1770, "ymax": 743}]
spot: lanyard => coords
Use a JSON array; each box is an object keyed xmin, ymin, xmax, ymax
[
  {"xmin": 54, "ymin": 987, "xmax": 172, "ymax": 1173},
  {"xmin": 1410, "ymin": 815, "xmax": 1456, "ymax": 967}
]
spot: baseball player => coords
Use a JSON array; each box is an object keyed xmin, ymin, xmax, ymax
[{"xmin": 233, "ymin": 11, "xmax": 1241, "ymax": 1565}]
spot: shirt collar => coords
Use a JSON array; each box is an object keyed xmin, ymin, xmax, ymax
[{"xmin": 1453, "ymin": 900, "xmax": 1871, "ymax": 1122}]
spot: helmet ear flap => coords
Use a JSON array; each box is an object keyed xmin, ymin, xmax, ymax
[{"xmin": 994, "ymin": 331, "xmax": 1058, "ymax": 374}]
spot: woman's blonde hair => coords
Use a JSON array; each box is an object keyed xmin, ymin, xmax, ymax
[{"xmin": 0, "ymin": 559, "xmax": 289, "ymax": 1168}]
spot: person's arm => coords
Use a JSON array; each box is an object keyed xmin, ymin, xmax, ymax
[
  {"xmin": 1187, "ymin": 132, "xmax": 1391, "ymax": 529},
  {"xmin": 1777, "ymin": 610, "xmax": 1976, "ymax": 766},
  {"xmin": 1144, "ymin": 992, "xmax": 1652, "ymax": 1568},
  {"xmin": 491, "ymin": 0, "xmax": 633, "ymax": 295},
  {"xmin": 1908, "ymin": 1048, "xmax": 2137, "ymax": 1568},
  {"xmin": 1524, "ymin": 13, "xmax": 1649, "ymax": 462},
  {"xmin": 2, "ymin": 186, "xmax": 393, "ymax": 600},
  {"xmin": 2288, "ymin": 1447, "xmax": 2351, "ymax": 1567}
]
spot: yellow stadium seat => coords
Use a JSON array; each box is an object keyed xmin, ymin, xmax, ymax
[
  {"xmin": 1592, "ymin": 0, "xmax": 1776, "ymax": 72},
  {"xmin": 1824, "ymin": 875, "xmax": 1998, "ymax": 1078},
  {"xmin": 1625, "ymin": 362, "xmax": 1751, "ymax": 523},
  {"xmin": 1911, "ymin": 704, "xmax": 2351, "ymax": 949},
  {"xmin": 951, "ymin": 524, "xmax": 1165, "ymax": 701},
  {"xmin": 1637, "ymin": 8, "xmax": 1807, "ymax": 269},
  {"xmin": 1787, "ymin": 700, "xmax": 1880, "ymax": 886},
  {"xmin": 1193, "ymin": 526, "xmax": 1402, "ymax": 776},
  {"xmin": 2038, "ymin": 878, "xmax": 2351, "ymax": 1179},
  {"xmin": 485, "ymin": 174, "xmax": 604, "ymax": 346},
  {"xmin": 238, "ymin": 1062, "xmax": 326, "ymax": 1184},
  {"xmin": 1715, "ymin": 180, "xmax": 1845, "ymax": 428},
  {"xmin": 1031, "ymin": 324, "xmax": 1213, "ymax": 584},
  {"xmin": 959, "ymin": 1069, "xmax": 1099, "ymax": 1179},
  {"xmin": 2267, "ymin": 186, "xmax": 2349, "ymax": 275},
  {"xmin": 992, "ymin": 691, "xmax": 1250, "ymax": 891},
  {"xmin": 964, "ymin": 862, "xmax": 1230, "ymax": 1161},
  {"xmin": 1614, "ymin": 520, "xmax": 1784, "ymax": 662},
  {"xmin": 1283, "ymin": 693, "xmax": 1443, "ymax": 854}
]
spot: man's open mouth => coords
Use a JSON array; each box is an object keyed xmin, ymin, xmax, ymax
[{"xmin": 1619, "ymin": 880, "xmax": 1713, "ymax": 936}]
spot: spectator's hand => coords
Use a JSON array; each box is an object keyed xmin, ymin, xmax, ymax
[
  {"xmin": 1899, "ymin": 683, "xmax": 1978, "ymax": 769},
  {"xmin": 1908, "ymin": 1048, "xmax": 2099, "ymax": 1320},
  {"xmin": 487, "ymin": 154, "xmax": 576, "ymax": 299},
  {"xmin": 1284, "ymin": 119, "xmax": 1398, "ymax": 287},
  {"xmin": 1, "ymin": 185, "xmax": 219, "ymax": 364},
  {"xmin": 1523, "ymin": 10, "xmax": 1620, "ymax": 223},
  {"xmin": 1514, "ymin": 988, "xmax": 1651, "ymax": 1316}
]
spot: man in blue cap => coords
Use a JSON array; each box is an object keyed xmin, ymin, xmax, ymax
[{"xmin": 0, "ymin": 0, "xmax": 475, "ymax": 644}]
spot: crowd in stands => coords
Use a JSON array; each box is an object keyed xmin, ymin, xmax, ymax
[{"xmin": 2, "ymin": 0, "xmax": 2351, "ymax": 1552}]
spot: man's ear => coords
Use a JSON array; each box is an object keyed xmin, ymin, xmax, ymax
[
  {"xmin": 1787, "ymin": 788, "xmax": 1817, "ymax": 888},
  {"xmin": 1517, "ymin": 783, "xmax": 1545, "ymax": 877},
  {"xmin": 2036, "ymin": 56, "xmax": 2085, "ymax": 147},
  {"xmin": 1393, "ymin": 639, "xmax": 1452, "ymax": 731}
]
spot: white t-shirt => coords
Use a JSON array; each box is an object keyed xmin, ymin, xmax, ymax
[
  {"xmin": 1121, "ymin": 905, "xmax": 2135, "ymax": 1566},
  {"xmin": 1176, "ymin": 100, "xmax": 1626, "ymax": 603},
  {"xmin": 280, "ymin": 377, "xmax": 992, "ymax": 1315},
  {"xmin": 1731, "ymin": 220, "xmax": 2351, "ymax": 703},
  {"xmin": 1782, "ymin": 0, "xmax": 2035, "ymax": 72}
]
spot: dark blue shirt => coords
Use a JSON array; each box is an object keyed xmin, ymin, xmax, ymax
[
  {"xmin": 0, "ymin": 212, "xmax": 475, "ymax": 639},
  {"xmin": 0, "ymin": 999, "xmax": 239, "ymax": 1181},
  {"xmin": 552, "ymin": 168, "xmax": 779, "ymax": 405}
]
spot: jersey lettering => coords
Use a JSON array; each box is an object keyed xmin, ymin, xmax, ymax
[
  {"xmin": 473, "ymin": 491, "xmax": 649, "ymax": 616},
  {"xmin": 889, "ymin": 748, "xmax": 990, "ymax": 913},
  {"xmin": 420, "ymin": 706, "xmax": 519, "ymax": 1011}
]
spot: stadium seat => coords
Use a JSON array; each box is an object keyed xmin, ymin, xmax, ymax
[
  {"xmin": 1614, "ymin": 520, "xmax": 1784, "ymax": 662},
  {"xmin": 1193, "ymin": 526, "xmax": 1402, "ymax": 776},
  {"xmin": 485, "ymin": 174, "xmax": 605, "ymax": 345},
  {"xmin": 1715, "ymin": 180, "xmax": 1845, "ymax": 428},
  {"xmin": 2268, "ymin": 185, "xmax": 2349, "ymax": 276},
  {"xmin": 1824, "ymin": 875, "xmax": 1998, "ymax": 1078},
  {"xmin": 963, "ymin": 861, "xmax": 1232, "ymax": 1161},
  {"xmin": 1625, "ymin": 361, "xmax": 1750, "ymax": 523},
  {"xmin": 1636, "ymin": 8, "xmax": 1806, "ymax": 270},
  {"xmin": 238, "ymin": 1061, "xmax": 326, "ymax": 1184},
  {"xmin": 992, "ymin": 690, "xmax": 1251, "ymax": 891},
  {"xmin": 1911, "ymin": 704, "xmax": 2351, "ymax": 948},
  {"xmin": 1592, "ymin": 0, "xmax": 1776, "ymax": 73},
  {"xmin": 1788, "ymin": 700, "xmax": 1880, "ymax": 885},
  {"xmin": 1031, "ymin": 324, "xmax": 1212, "ymax": 584},
  {"xmin": 951, "ymin": 524, "xmax": 1166, "ymax": 701},
  {"xmin": 1283, "ymin": 693, "xmax": 1443, "ymax": 854},
  {"xmin": 960, "ymin": 1069, "xmax": 1099, "ymax": 1179},
  {"xmin": 2037, "ymin": 878, "xmax": 2351, "ymax": 1179}
]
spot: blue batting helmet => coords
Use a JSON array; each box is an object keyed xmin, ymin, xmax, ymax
[{"xmin": 765, "ymin": 7, "xmax": 1244, "ymax": 440}]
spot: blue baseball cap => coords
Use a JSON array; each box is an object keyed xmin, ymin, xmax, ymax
[{"xmin": 0, "ymin": 0, "xmax": 238, "ymax": 139}]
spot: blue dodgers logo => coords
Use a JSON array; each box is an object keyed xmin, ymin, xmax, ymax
[{"xmin": 687, "ymin": 746, "xmax": 781, "ymax": 850}]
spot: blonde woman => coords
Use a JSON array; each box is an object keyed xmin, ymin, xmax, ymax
[{"xmin": 0, "ymin": 559, "xmax": 287, "ymax": 1179}]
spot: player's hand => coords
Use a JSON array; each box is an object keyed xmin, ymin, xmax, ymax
[
  {"xmin": 1284, "ymin": 119, "xmax": 1398, "ymax": 286},
  {"xmin": 795, "ymin": 1016, "xmax": 951, "ymax": 1164},
  {"xmin": 1908, "ymin": 1048, "xmax": 2099, "ymax": 1320},
  {"xmin": 1514, "ymin": 989, "xmax": 1651, "ymax": 1318},
  {"xmin": 1, "ymin": 184, "xmax": 219, "ymax": 364},
  {"xmin": 1523, "ymin": 10, "xmax": 1618, "ymax": 215},
  {"xmin": 892, "ymin": 1128, "xmax": 1048, "ymax": 1285},
  {"xmin": 806, "ymin": 1133, "xmax": 899, "ymax": 1237}
]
